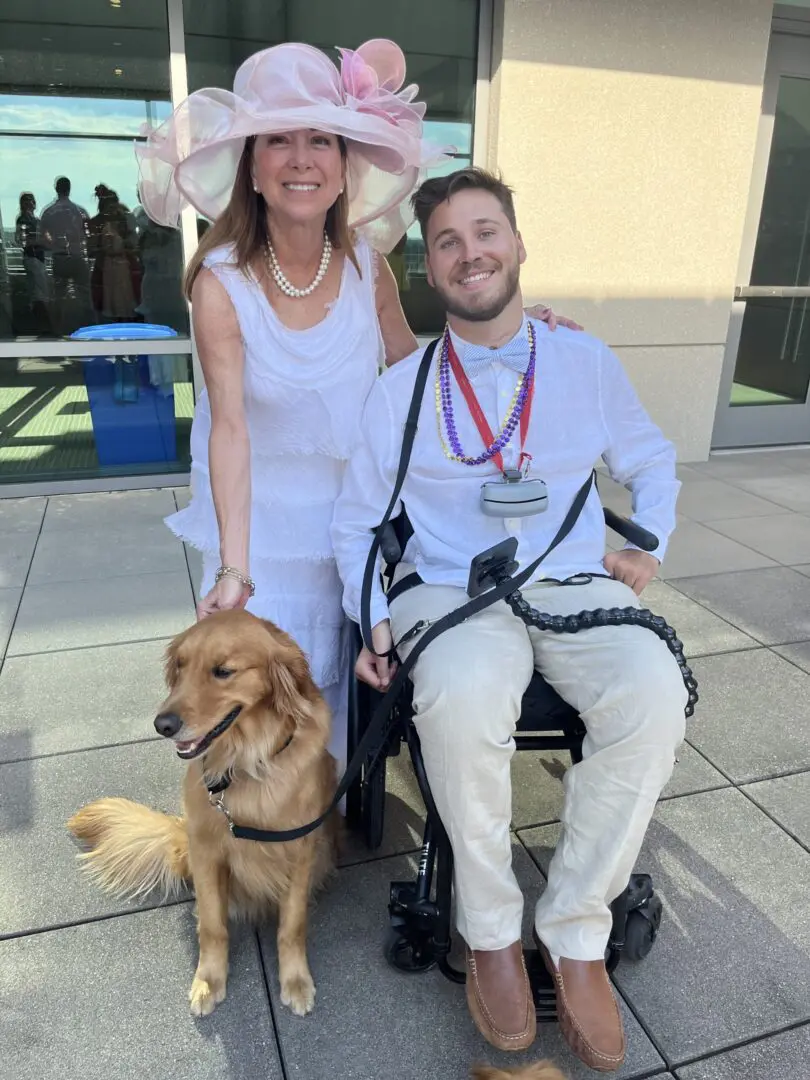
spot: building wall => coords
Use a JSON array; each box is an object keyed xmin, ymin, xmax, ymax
[{"xmin": 487, "ymin": 0, "xmax": 774, "ymax": 460}]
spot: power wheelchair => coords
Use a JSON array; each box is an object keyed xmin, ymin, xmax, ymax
[{"xmin": 345, "ymin": 505, "xmax": 696, "ymax": 1022}]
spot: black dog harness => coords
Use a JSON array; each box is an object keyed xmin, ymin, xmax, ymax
[{"xmin": 206, "ymin": 337, "xmax": 698, "ymax": 843}]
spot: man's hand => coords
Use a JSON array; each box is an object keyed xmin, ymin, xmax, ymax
[
  {"xmin": 603, "ymin": 549, "xmax": 659, "ymax": 595},
  {"xmin": 355, "ymin": 619, "xmax": 396, "ymax": 691},
  {"xmin": 525, "ymin": 304, "xmax": 584, "ymax": 332}
]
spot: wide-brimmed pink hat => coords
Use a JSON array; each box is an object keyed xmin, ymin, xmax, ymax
[{"xmin": 136, "ymin": 39, "xmax": 447, "ymax": 250}]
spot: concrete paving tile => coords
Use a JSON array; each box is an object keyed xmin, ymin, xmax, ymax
[
  {"xmin": 675, "ymin": 477, "xmax": 785, "ymax": 522},
  {"xmin": 0, "ymin": 908, "xmax": 281, "ymax": 1080},
  {"xmin": 706, "ymin": 513, "xmax": 810, "ymax": 566},
  {"xmin": 0, "ymin": 740, "xmax": 186, "ymax": 936},
  {"xmin": 42, "ymin": 489, "xmax": 176, "ymax": 533},
  {"xmin": 0, "ymin": 639, "xmax": 169, "ymax": 763},
  {"xmin": 687, "ymin": 650, "xmax": 810, "ymax": 782},
  {"xmin": 641, "ymin": 579, "xmax": 757, "ymax": 658},
  {"xmin": 662, "ymin": 743, "xmax": 729, "ymax": 800},
  {"xmin": 658, "ymin": 520, "xmax": 777, "ymax": 580},
  {"xmin": 744, "ymin": 771, "xmax": 810, "ymax": 848},
  {"xmin": 173, "ymin": 486, "xmax": 191, "ymax": 509},
  {"xmin": 0, "ymin": 587, "xmax": 21, "ymax": 660},
  {"xmin": 689, "ymin": 453, "xmax": 803, "ymax": 484},
  {"xmin": 1, "ymin": 496, "xmax": 46, "ymax": 535},
  {"xmin": 729, "ymin": 472, "xmax": 810, "ymax": 514},
  {"xmin": 261, "ymin": 846, "xmax": 665, "ymax": 1080},
  {"xmin": 773, "ymin": 639, "xmax": 810, "ymax": 674},
  {"xmin": 8, "ymin": 570, "xmax": 193, "ymax": 655},
  {"xmin": 0, "ymin": 532, "xmax": 36, "ymax": 588},
  {"xmin": 28, "ymin": 520, "xmax": 187, "ymax": 585},
  {"xmin": 521, "ymin": 788, "xmax": 810, "ymax": 1064},
  {"xmin": 791, "ymin": 563, "xmax": 810, "ymax": 579},
  {"xmin": 511, "ymin": 749, "xmax": 569, "ymax": 829},
  {"xmin": 676, "ymin": 1025, "xmax": 810, "ymax": 1079},
  {"xmin": 669, "ymin": 567, "xmax": 810, "ymax": 646}
]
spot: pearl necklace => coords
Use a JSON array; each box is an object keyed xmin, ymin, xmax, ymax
[{"xmin": 265, "ymin": 233, "xmax": 332, "ymax": 299}]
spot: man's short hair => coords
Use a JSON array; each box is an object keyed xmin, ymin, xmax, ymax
[
  {"xmin": 55, "ymin": 176, "xmax": 71, "ymax": 196},
  {"xmin": 411, "ymin": 167, "xmax": 517, "ymax": 246}
]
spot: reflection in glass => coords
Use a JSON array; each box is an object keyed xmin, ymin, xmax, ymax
[
  {"xmin": 0, "ymin": 351, "xmax": 193, "ymax": 483},
  {"xmin": 732, "ymin": 75, "xmax": 810, "ymax": 407},
  {"xmin": 0, "ymin": 0, "xmax": 192, "ymax": 485},
  {"xmin": 731, "ymin": 298, "xmax": 810, "ymax": 406}
]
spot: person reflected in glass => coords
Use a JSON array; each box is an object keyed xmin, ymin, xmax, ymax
[
  {"xmin": 39, "ymin": 176, "xmax": 92, "ymax": 335},
  {"xmin": 14, "ymin": 192, "xmax": 52, "ymax": 335},
  {"xmin": 88, "ymin": 187, "xmax": 138, "ymax": 323}
]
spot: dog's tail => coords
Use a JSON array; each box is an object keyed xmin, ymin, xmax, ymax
[
  {"xmin": 470, "ymin": 1063, "xmax": 568, "ymax": 1080},
  {"xmin": 67, "ymin": 797, "xmax": 189, "ymax": 902}
]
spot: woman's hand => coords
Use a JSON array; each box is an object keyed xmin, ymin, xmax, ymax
[
  {"xmin": 526, "ymin": 304, "xmax": 584, "ymax": 332},
  {"xmin": 197, "ymin": 575, "xmax": 251, "ymax": 620}
]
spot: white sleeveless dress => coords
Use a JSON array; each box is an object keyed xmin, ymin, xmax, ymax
[{"xmin": 166, "ymin": 238, "xmax": 382, "ymax": 765}]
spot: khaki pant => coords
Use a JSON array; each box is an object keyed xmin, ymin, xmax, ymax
[{"xmin": 390, "ymin": 572, "xmax": 687, "ymax": 961}]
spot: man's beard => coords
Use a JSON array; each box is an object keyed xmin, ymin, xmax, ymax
[{"xmin": 432, "ymin": 261, "xmax": 521, "ymax": 323}]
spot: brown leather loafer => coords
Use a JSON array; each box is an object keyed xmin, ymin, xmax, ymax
[
  {"xmin": 465, "ymin": 941, "xmax": 536, "ymax": 1052},
  {"xmin": 534, "ymin": 933, "xmax": 625, "ymax": 1072}
]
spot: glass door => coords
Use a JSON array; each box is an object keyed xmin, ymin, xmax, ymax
[{"xmin": 713, "ymin": 32, "xmax": 810, "ymax": 448}]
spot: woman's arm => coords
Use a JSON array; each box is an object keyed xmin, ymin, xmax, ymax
[
  {"xmin": 375, "ymin": 255, "xmax": 418, "ymax": 366},
  {"xmin": 191, "ymin": 269, "xmax": 252, "ymax": 607}
]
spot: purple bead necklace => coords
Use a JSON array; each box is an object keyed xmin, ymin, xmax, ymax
[{"xmin": 436, "ymin": 322, "xmax": 536, "ymax": 467}]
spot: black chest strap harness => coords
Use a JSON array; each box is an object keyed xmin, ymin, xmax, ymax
[{"xmin": 206, "ymin": 338, "xmax": 697, "ymax": 843}]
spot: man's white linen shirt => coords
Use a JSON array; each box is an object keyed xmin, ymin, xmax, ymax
[{"xmin": 331, "ymin": 317, "xmax": 680, "ymax": 628}]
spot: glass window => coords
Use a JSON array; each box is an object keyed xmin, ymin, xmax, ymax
[
  {"xmin": 0, "ymin": 1, "xmax": 191, "ymax": 487},
  {"xmin": 0, "ymin": 1, "xmax": 187, "ymax": 343},
  {"xmin": 182, "ymin": 0, "xmax": 479, "ymax": 333},
  {"xmin": 0, "ymin": 349, "xmax": 194, "ymax": 483}
]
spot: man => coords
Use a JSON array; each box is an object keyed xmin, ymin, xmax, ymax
[
  {"xmin": 331, "ymin": 168, "xmax": 686, "ymax": 1072},
  {"xmin": 40, "ymin": 176, "xmax": 91, "ymax": 333}
]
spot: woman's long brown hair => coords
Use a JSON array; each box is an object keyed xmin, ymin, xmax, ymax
[{"xmin": 183, "ymin": 134, "xmax": 359, "ymax": 300}]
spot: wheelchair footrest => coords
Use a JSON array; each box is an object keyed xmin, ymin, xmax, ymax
[{"xmin": 525, "ymin": 948, "xmax": 559, "ymax": 1023}]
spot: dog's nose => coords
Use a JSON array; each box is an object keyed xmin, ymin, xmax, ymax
[{"xmin": 154, "ymin": 712, "xmax": 183, "ymax": 738}]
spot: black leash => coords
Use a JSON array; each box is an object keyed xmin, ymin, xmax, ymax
[
  {"xmin": 205, "ymin": 470, "xmax": 597, "ymax": 844},
  {"xmin": 205, "ymin": 338, "xmax": 597, "ymax": 843},
  {"xmin": 360, "ymin": 338, "xmax": 438, "ymax": 657}
]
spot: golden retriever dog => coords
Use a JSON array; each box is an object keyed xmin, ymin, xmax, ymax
[
  {"xmin": 470, "ymin": 1064, "xmax": 567, "ymax": 1080},
  {"xmin": 67, "ymin": 609, "xmax": 338, "ymax": 1019}
]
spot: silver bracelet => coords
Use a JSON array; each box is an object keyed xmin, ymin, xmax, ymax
[{"xmin": 215, "ymin": 565, "xmax": 256, "ymax": 597}]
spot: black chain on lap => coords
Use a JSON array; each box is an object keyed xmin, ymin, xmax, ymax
[{"xmin": 502, "ymin": 590, "xmax": 699, "ymax": 718}]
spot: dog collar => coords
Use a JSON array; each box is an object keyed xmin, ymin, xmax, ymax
[{"xmin": 203, "ymin": 732, "xmax": 294, "ymax": 798}]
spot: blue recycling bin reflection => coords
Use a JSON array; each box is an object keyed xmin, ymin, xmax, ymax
[{"xmin": 70, "ymin": 323, "xmax": 184, "ymax": 468}]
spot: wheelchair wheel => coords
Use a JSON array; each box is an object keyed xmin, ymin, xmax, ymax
[
  {"xmin": 384, "ymin": 928, "xmax": 436, "ymax": 973},
  {"xmin": 622, "ymin": 894, "xmax": 663, "ymax": 962},
  {"xmin": 345, "ymin": 659, "xmax": 365, "ymax": 832},
  {"xmin": 362, "ymin": 753, "xmax": 387, "ymax": 850}
]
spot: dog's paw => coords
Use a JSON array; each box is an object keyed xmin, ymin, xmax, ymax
[
  {"xmin": 280, "ymin": 972, "xmax": 316, "ymax": 1016},
  {"xmin": 189, "ymin": 973, "xmax": 227, "ymax": 1017}
]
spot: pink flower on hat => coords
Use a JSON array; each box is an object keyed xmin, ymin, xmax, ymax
[{"xmin": 338, "ymin": 39, "xmax": 425, "ymax": 132}]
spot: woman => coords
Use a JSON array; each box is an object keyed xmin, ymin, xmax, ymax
[
  {"xmin": 15, "ymin": 192, "xmax": 51, "ymax": 332},
  {"xmin": 136, "ymin": 40, "xmax": 578, "ymax": 764}
]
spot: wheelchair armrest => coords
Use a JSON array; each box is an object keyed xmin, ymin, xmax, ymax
[
  {"xmin": 377, "ymin": 521, "xmax": 403, "ymax": 566},
  {"xmin": 602, "ymin": 507, "xmax": 659, "ymax": 553}
]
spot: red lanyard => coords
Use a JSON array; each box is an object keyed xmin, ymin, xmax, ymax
[{"xmin": 446, "ymin": 336, "xmax": 534, "ymax": 474}]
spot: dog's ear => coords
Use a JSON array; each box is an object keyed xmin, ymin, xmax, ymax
[
  {"xmin": 163, "ymin": 636, "xmax": 181, "ymax": 688},
  {"xmin": 265, "ymin": 644, "xmax": 314, "ymax": 720}
]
